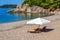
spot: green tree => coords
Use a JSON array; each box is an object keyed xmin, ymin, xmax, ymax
[{"xmin": 24, "ymin": 0, "xmax": 60, "ymax": 9}]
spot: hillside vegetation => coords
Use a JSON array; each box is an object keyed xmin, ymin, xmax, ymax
[{"xmin": 24, "ymin": 0, "xmax": 60, "ymax": 9}]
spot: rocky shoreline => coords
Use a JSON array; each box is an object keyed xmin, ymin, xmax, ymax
[
  {"xmin": 8, "ymin": 3, "xmax": 60, "ymax": 17},
  {"xmin": 8, "ymin": 4, "xmax": 54, "ymax": 14}
]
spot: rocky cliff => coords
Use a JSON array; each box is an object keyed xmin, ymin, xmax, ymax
[
  {"xmin": 8, "ymin": 4, "xmax": 48, "ymax": 13},
  {"xmin": 8, "ymin": 3, "xmax": 55, "ymax": 16}
]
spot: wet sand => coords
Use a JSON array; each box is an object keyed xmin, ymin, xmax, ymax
[{"xmin": 0, "ymin": 20, "xmax": 28, "ymax": 30}]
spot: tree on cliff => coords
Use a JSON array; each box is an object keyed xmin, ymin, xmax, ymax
[{"xmin": 23, "ymin": 0, "xmax": 60, "ymax": 9}]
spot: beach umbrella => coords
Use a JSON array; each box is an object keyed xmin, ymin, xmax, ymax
[{"xmin": 27, "ymin": 18, "xmax": 51, "ymax": 27}]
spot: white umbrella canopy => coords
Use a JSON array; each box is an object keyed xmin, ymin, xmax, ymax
[{"xmin": 27, "ymin": 18, "xmax": 51, "ymax": 25}]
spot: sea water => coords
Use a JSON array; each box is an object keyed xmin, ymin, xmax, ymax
[
  {"xmin": 0, "ymin": 8, "xmax": 41, "ymax": 23},
  {"xmin": 0, "ymin": 8, "xmax": 25, "ymax": 23}
]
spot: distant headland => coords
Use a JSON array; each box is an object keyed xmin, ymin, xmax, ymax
[{"xmin": 0, "ymin": 4, "xmax": 17, "ymax": 8}]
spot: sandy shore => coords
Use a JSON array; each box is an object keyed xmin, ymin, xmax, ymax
[{"xmin": 0, "ymin": 20, "xmax": 60, "ymax": 40}]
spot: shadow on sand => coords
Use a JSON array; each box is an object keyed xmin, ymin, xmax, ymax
[
  {"xmin": 41, "ymin": 28, "xmax": 54, "ymax": 32},
  {"xmin": 28, "ymin": 26, "xmax": 54, "ymax": 33}
]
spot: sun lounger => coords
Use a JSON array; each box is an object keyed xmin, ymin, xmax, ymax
[{"xmin": 28, "ymin": 28, "xmax": 41, "ymax": 33}]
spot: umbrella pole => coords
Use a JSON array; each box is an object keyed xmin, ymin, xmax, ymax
[{"xmin": 38, "ymin": 25, "xmax": 40, "ymax": 28}]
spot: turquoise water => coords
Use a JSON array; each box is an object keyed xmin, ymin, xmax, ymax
[
  {"xmin": 0, "ymin": 8, "xmax": 42, "ymax": 23},
  {"xmin": 0, "ymin": 8, "xmax": 26, "ymax": 23}
]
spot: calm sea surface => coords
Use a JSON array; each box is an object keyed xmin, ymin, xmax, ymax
[
  {"xmin": 0, "ymin": 8, "xmax": 26, "ymax": 23},
  {"xmin": 0, "ymin": 8, "xmax": 41, "ymax": 23}
]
